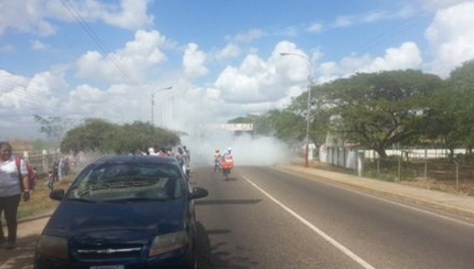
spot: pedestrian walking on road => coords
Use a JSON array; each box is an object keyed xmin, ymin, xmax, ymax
[{"xmin": 0, "ymin": 141, "xmax": 31, "ymax": 250}]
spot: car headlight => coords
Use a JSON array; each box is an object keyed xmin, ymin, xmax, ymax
[
  {"xmin": 149, "ymin": 231, "xmax": 189, "ymax": 257},
  {"xmin": 36, "ymin": 235, "xmax": 69, "ymax": 260}
]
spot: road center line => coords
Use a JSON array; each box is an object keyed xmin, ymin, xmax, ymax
[{"xmin": 243, "ymin": 175, "xmax": 376, "ymax": 269}]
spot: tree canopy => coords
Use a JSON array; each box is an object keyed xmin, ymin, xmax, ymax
[
  {"xmin": 311, "ymin": 70, "xmax": 444, "ymax": 158},
  {"xmin": 421, "ymin": 60, "xmax": 474, "ymax": 158},
  {"xmin": 60, "ymin": 118, "xmax": 180, "ymax": 155}
]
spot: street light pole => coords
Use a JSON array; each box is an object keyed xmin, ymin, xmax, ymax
[
  {"xmin": 151, "ymin": 86, "xmax": 173, "ymax": 125},
  {"xmin": 280, "ymin": 52, "xmax": 314, "ymax": 168}
]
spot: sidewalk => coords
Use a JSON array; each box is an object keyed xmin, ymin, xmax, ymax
[{"xmin": 276, "ymin": 164, "xmax": 474, "ymax": 220}]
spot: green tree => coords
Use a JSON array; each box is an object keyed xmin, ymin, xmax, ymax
[
  {"xmin": 267, "ymin": 109, "xmax": 305, "ymax": 143},
  {"xmin": 111, "ymin": 121, "xmax": 179, "ymax": 154},
  {"xmin": 448, "ymin": 59, "xmax": 474, "ymax": 155},
  {"xmin": 423, "ymin": 60, "xmax": 474, "ymax": 158},
  {"xmin": 60, "ymin": 119, "xmax": 180, "ymax": 155},
  {"xmin": 60, "ymin": 118, "xmax": 118, "ymax": 154},
  {"xmin": 318, "ymin": 70, "xmax": 443, "ymax": 158}
]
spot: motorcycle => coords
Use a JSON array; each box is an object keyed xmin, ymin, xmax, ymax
[
  {"xmin": 222, "ymin": 166, "xmax": 231, "ymax": 180},
  {"xmin": 220, "ymin": 155, "xmax": 233, "ymax": 180}
]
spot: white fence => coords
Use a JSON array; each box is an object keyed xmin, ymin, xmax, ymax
[
  {"xmin": 320, "ymin": 147, "xmax": 469, "ymax": 168},
  {"xmin": 362, "ymin": 148, "xmax": 468, "ymax": 160}
]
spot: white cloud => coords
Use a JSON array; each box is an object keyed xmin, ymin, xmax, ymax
[
  {"xmin": 47, "ymin": 0, "xmax": 154, "ymax": 30},
  {"xmin": 317, "ymin": 42, "xmax": 422, "ymax": 81},
  {"xmin": 0, "ymin": 0, "xmax": 153, "ymax": 37},
  {"xmin": 0, "ymin": 0, "xmax": 56, "ymax": 36},
  {"xmin": 0, "ymin": 71, "xmax": 29, "ymax": 109},
  {"xmin": 307, "ymin": 23, "xmax": 323, "ymax": 33},
  {"xmin": 0, "ymin": 69, "xmax": 68, "ymax": 139},
  {"xmin": 183, "ymin": 43, "xmax": 209, "ymax": 79},
  {"xmin": 362, "ymin": 42, "xmax": 422, "ymax": 72},
  {"xmin": 212, "ymin": 41, "xmax": 315, "ymax": 109},
  {"xmin": 72, "ymin": 84, "xmax": 105, "ymax": 103},
  {"xmin": 65, "ymin": 83, "xmax": 155, "ymax": 125},
  {"xmin": 226, "ymin": 28, "xmax": 267, "ymax": 43},
  {"xmin": 215, "ymin": 43, "xmax": 241, "ymax": 61},
  {"xmin": 75, "ymin": 30, "xmax": 168, "ymax": 83},
  {"xmin": 31, "ymin": 40, "xmax": 49, "ymax": 51},
  {"xmin": 101, "ymin": 0, "xmax": 154, "ymax": 30},
  {"xmin": 425, "ymin": 1, "xmax": 474, "ymax": 77},
  {"xmin": 274, "ymin": 41, "xmax": 323, "ymax": 82},
  {"xmin": 330, "ymin": 4, "xmax": 416, "ymax": 28},
  {"xmin": 419, "ymin": 0, "xmax": 469, "ymax": 11},
  {"xmin": 279, "ymin": 26, "xmax": 299, "ymax": 37},
  {"xmin": 0, "ymin": 45, "xmax": 15, "ymax": 54},
  {"xmin": 0, "ymin": 70, "xmax": 65, "ymax": 110},
  {"xmin": 332, "ymin": 16, "xmax": 353, "ymax": 28},
  {"xmin": 214, "ymin": 54, "xmax": 277, "ymax": 104}
]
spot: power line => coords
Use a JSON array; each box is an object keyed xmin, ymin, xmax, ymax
[{"xmin": 60, "ymin": 0, "xmax": 139, "ymax": 86}]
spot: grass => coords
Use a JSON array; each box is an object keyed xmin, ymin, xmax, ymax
[{"xmin": 17, "ymin": 174, "xmax": 75, "ymax": 220}]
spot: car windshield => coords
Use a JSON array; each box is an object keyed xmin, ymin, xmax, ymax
[{"xmin": 67, "ymin": 162, "xmax": 185, "ymax": 202}]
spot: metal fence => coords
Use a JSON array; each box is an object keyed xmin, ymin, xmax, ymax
[
  {"xmin": 319, "ymin": 147, "xmax": 474, "ymax": 187},
  {"xmin": 12, "ymin": 150, "xmax": 89, "ymax": 178},
  {"xmin": 13, "ymin": 150, "xmax": 61, "ymax": 176}
]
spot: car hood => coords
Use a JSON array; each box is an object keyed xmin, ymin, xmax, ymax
[{"xmin": 44, "ymin": 199, "xmax": 188, "ymax": 243}]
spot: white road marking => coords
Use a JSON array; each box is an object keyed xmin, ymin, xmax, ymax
[{"xmin": 243, "ymin": 175, "xmax": 376, "ymax": 269}]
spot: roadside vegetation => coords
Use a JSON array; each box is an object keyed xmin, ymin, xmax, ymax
[{"xmin": 18, "ymin": 174, "xmax": 75, "ymax": 220}]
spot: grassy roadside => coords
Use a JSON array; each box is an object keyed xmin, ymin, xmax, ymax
[{"xmin": 17, "ymin": 174, "xmax": 76, "ymax": 220}]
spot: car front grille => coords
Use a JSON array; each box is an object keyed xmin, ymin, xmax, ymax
[{"xmin": 76, "ymin": 245, "xmax": 143, "ymax": 261}]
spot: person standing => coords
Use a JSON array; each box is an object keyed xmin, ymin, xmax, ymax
[
  {"xmin": 182, "ymin": 146, "xmax": 190, "ymax": 177},
  {"xmin": 0, "ymin": 141, "xmax": 31, "ymax": 250},
  {"xmin": 47, "ymin": 170, "xmax": 54, "ymax": 191},
  {"xmin": 176, "ymin": 147, "xmax": 185, "ymax": 171},
  {"xmin": 213, "ymin": 150, "xmax": 222, "ymax": 172}
]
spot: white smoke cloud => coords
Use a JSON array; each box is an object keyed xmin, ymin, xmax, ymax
[{"xmin": 182, "ymin": 129, "xmax": 294, "ymax": 169}]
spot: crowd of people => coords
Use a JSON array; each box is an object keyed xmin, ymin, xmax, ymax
[
  {"xmin": 46, "ymin": 156, "xmax": 72, "ymax": 191},
  {"xmin": 130, "ymin": 145, "xmax": 191, "ymax": 177}
]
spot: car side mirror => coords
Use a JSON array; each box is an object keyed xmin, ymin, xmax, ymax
[
  {"xmin": 50, "ymin": 189, "xmax": 65, "ymax": 201},
  {"xmin": 190, "ymin": 187, "xmax": 208, "ymax": 200}
]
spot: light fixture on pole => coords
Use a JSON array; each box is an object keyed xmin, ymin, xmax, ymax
[
  {"xmin": 280, "ymin": 52, "xmax": 314, "ymax": 168},
  {"xmin": 151, "ymin": 86, "xmax": 173, "ymax": 126}
]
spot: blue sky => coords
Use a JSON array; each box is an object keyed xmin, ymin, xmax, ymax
[{"xmin": 1, "ymin": 0, "xmax": 474, "ymax": 141}]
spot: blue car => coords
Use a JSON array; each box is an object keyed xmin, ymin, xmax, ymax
[{"xmin": 34, "ymin": 155, "xmax": 208, "ymax": 269}]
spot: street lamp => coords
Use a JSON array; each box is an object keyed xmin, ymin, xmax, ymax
[
  {"xmin": 151, "ymin": 86, "xmax": 173, "ymax": 125},
  {"xmin": 280, "ymin": 52, "xmax": 314, "ymax": 168}
]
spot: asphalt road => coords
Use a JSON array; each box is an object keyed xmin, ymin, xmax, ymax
[
  {"xmin": 192, "ymin": 166, "xmax": 474, "ymax": 269},
  {"xmin": 2, "ymin": 165, "xmax": 474, "ymax": 269}
]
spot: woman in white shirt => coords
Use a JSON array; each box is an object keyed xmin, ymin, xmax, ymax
[{"xmin": 0, "ymin": 141, "xmax": 30, "ymax": 250}]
